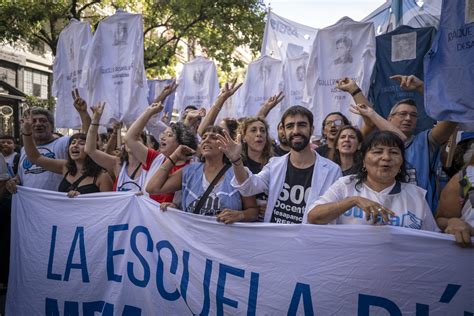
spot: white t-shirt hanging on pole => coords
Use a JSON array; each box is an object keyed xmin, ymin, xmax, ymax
[
  {"xmin": 304, "ymin": 17, "xmax": 375, "ymax": 132},
  {"xmin": 233, "ymin": 56, "xmax": 284, "ymax": 138},
  {"xmin": 282, "ymin": 52, "xmax": 309, "ymax": 112},
  {"xmin": 80, "ymin": 10, "xmax": 148, "ymax": 126},
  {"xmin": 173, "ymin": 56, "xmax": 220, "ymax": 113},
  {"xmin": 53, "ymin": 19, "xmax": 92, "ymax": 129}
]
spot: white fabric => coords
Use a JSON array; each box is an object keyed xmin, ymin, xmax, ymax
[
  {"xmin": 17, "ymin": 136, "xmax": 70, "ymax": 191},
  {"xmin": 173, "ymin": 56, "xmax": 220, "ymax": 113},
  {"xmin": 232, "ymin": 56, "xmax": 284, "ymax": 138},
  {"xmin": 304, "ymin": 17, "xmax": 375, "ymax": 132},
  {"xmin": 261, "ymin": 11, "xmax": 318, "ymax": 60},
  {"xmin": 7, "ymin": 187, "xmax": 473, "ymax": 315},
  {"xmin": 53, "ymin": 19, "xmax": 92, "ymax": 129},
  {"xmin": 282, "ymin": 52, "xmax": 309, "ymax": 111},
  {"xmin": 80, "ymin": 10, "xmax": 148, "ymax": 126},
  {"xmin": 309, "ymin": 176, "xmax": 439, "ymax": 231},
  {"xmin": 231, "ymin": 152, "xmax": 342, "ymax": 223}
]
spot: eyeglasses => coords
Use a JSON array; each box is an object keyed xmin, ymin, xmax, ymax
[
  {"xmin": 391, "ymin": 111, "xmax": 418, "ymax": 118},
  {"xmin": 325, "ymin": 119, "xmax": 343, "ymax": 126}
]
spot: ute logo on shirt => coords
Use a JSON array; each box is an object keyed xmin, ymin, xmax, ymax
[
  {"xmin": 402, "ymin": 211, "xmax": 422, "ymax": 230},
  {"xmin": 23, "ymin": 149, "xmax": 56, "ymax": 175}
]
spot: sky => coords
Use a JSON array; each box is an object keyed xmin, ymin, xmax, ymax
[{"xmin": 263, "ymin": 0, "xmax": 388, "ymax": 29}]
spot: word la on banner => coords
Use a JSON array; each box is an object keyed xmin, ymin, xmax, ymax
[{"xmin": 7, "ymin": 187, "xmax": 474, "ymax": 315}]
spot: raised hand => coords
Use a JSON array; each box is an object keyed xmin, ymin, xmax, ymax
[
  {"xmin": 390, "ymin": 75, "xmax": 424, "ymax": 91},
  {"xmin": 20, "ymin": 112, "xmax": 33, "ymax": 135},
  {"xmin": 216, "ymin": 129, "xmax": 242, "ymax": 162},
  {"xmin": 171, "ymin": 145, "xmax": 195, "ymax": 161},
  {"xmin": 349, "ymin": 103, "xmax": 374, "ymax": 118},
  {"xmin": 263, "ymin": 91, "xmax": 285, "ymax": 110},
  {"xmin": 155, "ymin": 80, "xmax": 178, "ymax": 102},
  {"xmin": 218, "ymin": 79, "xmax": 243, "ymax": 100},
  {"xmin": 72, "ymin": 89, "xmax": 88, "ymax": 113},
  {"xmin": 148, "ymin": 102, "xmax": 164, "ymax": 116},
  {"xmin": 90, "ymin": 102, "xmax": 106, "ymax": 120},
  {"xmin": 336, "ymin": 77, "xmax": 359, "ymax": 94}
]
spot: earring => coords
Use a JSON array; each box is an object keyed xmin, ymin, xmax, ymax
[{"xmin": 362, "ymin": 166, "xmax": 366, "ymax": 172}]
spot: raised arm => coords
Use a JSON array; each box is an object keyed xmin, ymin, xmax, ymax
[
  {"xmin": 125, "ymin": 102, "xmax": 164, "ymax": 165},
  {"xmin": 146, "ymin": 145, "xmax": 192, "ymax": 195},
  {"xmin": 257, "ymin": 91, "xmax": 285, "ymax": 118},
  {"xmin": 216, "ymin": 130, "xmax": 248, "ymax": 184},
  {"xmin": 72, "ymin": 89, "xmax": 91, "ymax": 134},
  {"xmin": 21, "ymin": 114, "xmax": 65, "ymax": 175},
  {"xmin": 197, "ymin": 81, "xmax": 242, "ymax": 136},
  {"xmin": 84, "ymin": 102, "xmax": 119, "ymax": 176},
  {"xmin": 349, "ymin": 103, "xmax": 407, "ymax": 141},
  {"xmin": 336, "ymin": 78, "xmax": 375, "ymax": 137},
  {"xmin": 147, "ymin": 81, "xmax": 177, "ymax": 140}
]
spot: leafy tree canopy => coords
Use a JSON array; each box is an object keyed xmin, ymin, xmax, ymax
[{"xmin": 0, "ymin": 0, "xmax": 266, "ymax": 76}]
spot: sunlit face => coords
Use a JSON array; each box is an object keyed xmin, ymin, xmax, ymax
[
  {"xmin": 323, "ymin": 114, "xmax": 345, "ymax": 142},
  {"xmin": 243, "ymin": 121, "xmax": 267, "ymax": 153},
  {"xmin": 337, "ymin": 129, "xmax": 359, "ymax": 155},
  {"xmin": 201, "ymin": 131, "xmax": 224, "ymax": 158},
  {"xmin": 364, "ymin": 144, "xmax": 403, "ymax": 185},
  {"xmin": 283, "ymin": 114, "xmax": 313, "ymax": 152},
  {"xmin": 69, "ymin": 138, "xmax": 87, "ymax": 161},
  {"xmin": 159, "ymin": 127, "xmax": 179, "ymax": 157},
  {"xmin": 31, "ymin": 114, "xmax": 53, "ymax": 142},
  {"xmin": 388, "ymin": 103, "xmax": 418, "ymax": 135},
  {"xmin": 0, "ymin": 138, "xmax": 15, "ymax": 155}
]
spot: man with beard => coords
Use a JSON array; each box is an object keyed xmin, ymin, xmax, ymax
[
  {"xmin": 273, "ymin": 122, "xmax": 291, "ymax": 156},
  {"xmin": 220, "ymin": 105, "xmax": 342, "ymax": 224}
]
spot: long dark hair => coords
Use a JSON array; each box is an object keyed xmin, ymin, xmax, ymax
[
  {"xmin": 333, "ymin": 126, "xmax": 363, "ymax": 166},
  {"xmin": 66, "ymin": 133, "xmax": 103, "ymax": 177},
  {"xmin": 353, "ymin": 131, "xmax": 408, "ymax": 190},
  {"xmin": 239, "ymin": 116, "xmax": 273, "ymax": 166}
]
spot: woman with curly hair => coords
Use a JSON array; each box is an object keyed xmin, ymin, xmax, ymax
[
  {"xmin": 146, "ymin": 125, "xmax": 259, "ymax": 224},
  {"xmin": 21, "ymin": 115, "xmax": 112, "ymax": 197}
]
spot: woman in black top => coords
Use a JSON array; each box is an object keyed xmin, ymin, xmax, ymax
[
  {"xmin": 238, "ymin": 117, "xmax": 273, "ymax": 219},
  {"xmin": 22, "ymin": 115, "xmax": 112, "ymax": 197}
]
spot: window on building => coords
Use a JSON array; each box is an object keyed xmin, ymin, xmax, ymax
[{"xmin": 23, "ymin": 69, "xmax": 48, "ymax": 99}]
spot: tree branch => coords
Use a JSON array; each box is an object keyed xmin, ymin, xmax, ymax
[{"xmin": 77, "ymin": 0, "xmax": 101, "ymax": 17}]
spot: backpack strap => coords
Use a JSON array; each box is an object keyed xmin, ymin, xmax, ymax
[{"xmin": 193, "ymin": 164, "xmax": 231, "ymax": 215}]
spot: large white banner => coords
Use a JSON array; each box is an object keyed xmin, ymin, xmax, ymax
[{"xmin": 8, "ymin": 187, "xmax": 474, "ymax": 315}]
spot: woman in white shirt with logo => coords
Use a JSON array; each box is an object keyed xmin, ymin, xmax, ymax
[{"xmin": 307, "ymin": 131, "xmax": 438, "ymax": 231}]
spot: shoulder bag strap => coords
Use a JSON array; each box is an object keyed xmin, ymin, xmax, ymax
[{"xmin": 193, "ymin": 164, "xmax": 231, "ymax": 214}]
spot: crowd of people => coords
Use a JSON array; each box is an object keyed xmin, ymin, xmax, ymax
[{"xmin": 1, "ymin": 73, "xmax": 473, "ymax": 290}]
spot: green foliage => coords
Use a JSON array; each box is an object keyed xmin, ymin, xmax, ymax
[
  {"xmin": 0, "ymin": 0, "xmax": 266, "ymax": 76},
  {"xmin": 25, "ymin": 95, "xmax": 57, "ymax": 112}
]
